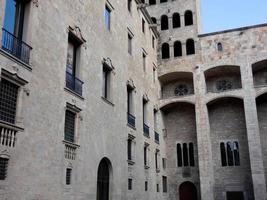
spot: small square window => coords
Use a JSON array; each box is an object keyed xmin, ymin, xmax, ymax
[
  {"xmin": 128, "ymin": 178, "xmax": 132, "ymax": 190},
  {"xmin": 0, "ymin": 158, "xmax": 8, "ymax": 180},
  {"xmin": 66, "ymin": 168, "xmax": 72, "ymax": 185}
]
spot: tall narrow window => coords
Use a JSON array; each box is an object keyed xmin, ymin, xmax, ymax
[
  {"xmin": 143, "ymin": 98, "xmax": 149, "ymax": 136},
  {"xmin": 174, "ymin": 41, "xmax": 182, "ymax": 57},
  {"xmin": 64, "ymin": 110, "xmax": 76, "ymax": 143},
  {"xmin": 184, "ymin": 10, "xmax": 193, "ymax": 26},
  {"xmin": 0, "ymin": 79, "xmax": 19, "ymax": 124},
  {"xmin": 127, "ymin": 85, "xmax": 135, "ymax": 127},
  {"xmin": 144, "ymin": 146, "xmax": 148, "ymax": 166},
  {"xmin": 177, "ymin": 143, "xmax": 182, "ymax": 167},
  {"xmin": 102, "ymin": 63, "xmax": 112, "ymax": 100},
  {"xmin": 153, "ymin": 66, "xmax": 156, "ymax": 83},
  {"xmin": 172, "ymin": 13, "xmax": 181, "ymax": 28},
  {"xmin": 128, "ymin": 33, "xmax": 133, "ymax": 55},
  {"xmin": 145, "ymin": 181, "xmax": 148, "ymax": 191},
  {"xmin": 227, "ymin": 142, "xmax": 234, "ymax": 166},
  {"xmin": 128, "ymin": 178, "xmax": 132, "ymax": 190},
  {"xmin": 152, "ymin": 36, "xmax": 155, "ymax": 49},
  {"xmin": 66, "ymin": 168, "xmax": 72, "ymax": 185},
  {"xmin": 127, "ymin": 0, "xmax": 132, "ymax": 12},
  {"xmin": 220, "ymin": 142, "xmax": 227, "ymax": 166},
  {"xmin": 0, "ymin": 158, "xmax": 8, "ymax": 180},
  {"xmin": 142, "ymin": 19, "xmax": 145, "ymax": 33},
  {"xmin": 162, "ymin": 158, "xmax": 166, "ymax": 169},
  {"xmin": 162, "ymin": 176, "xmax": 167, "ymax": 193},
  {"xmin": 161, "ymin": 15, "xmax": 169, "ymax": 30},
  {"xmin": 155, "ymin": 150, "xmax": 159, "ymax": 171},
  {"xmin": 183, "ymin": 143, "xmax": 189, "ymax": 166},
  {"xmin": 233, "ymin": 142, "xmax": 240, "ymax": 166},
  {"xmin": 189, "ymin": 143, "xmax": 194, "ymax": 167},
  {"xmin": 105, "ymin": 5, "xmax": 111, "ymax": 30},
  {"xmin": 157, "ymin": 184, "xmax": 159, "ymax": 192},
  {"xmin": 162, "ymin": 43, "xmax": 170, "ymax": 59},
  {"xmin": 186, "ymin": 39, "xmax": 195, "ymax": 55},
  {"xmin": 142, "ymin": 52, "xmax": 146, "ymax": 72},
  {"xmin": 127, "ymin": 139, "xmax": 132, "ymax": 161}
]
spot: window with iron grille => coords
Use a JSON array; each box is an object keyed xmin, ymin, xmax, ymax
[
  {"xmin": 0, "ymin": 79, "xmax": 19, "ymax": 124},
  {"xmin": 0, "ymin": 158, "xmax": 8, "ymax": 180},
  {"xmin": 64, "ymin": 110, "xmax": 76, "ymax": 143},
  {"xmin": 162, "ymin": 176, "xmax": 167, "ymax": 193},
  {"xmin": 66, "ymin": 168, "xmax": 72, "ymax": 185},
  {"xmin": 128, "ymin": 178, "xmax": 132, "ymax": 190}
]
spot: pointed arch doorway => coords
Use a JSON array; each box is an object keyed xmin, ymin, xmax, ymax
[
  {"xmin": 179, "ymin": 181, "xmax": 198, "ymax": 200},
  {"xmin": 97, "ymin": 158, "xmax": 112, "ymax": 200}
]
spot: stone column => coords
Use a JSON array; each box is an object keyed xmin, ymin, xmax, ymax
[
  {"xmin": 194, "ymin": 66, "xmax": 215, "ymax": 200},
  {"xmin": 241, "ymin": 59, "xmax": 267, "ymax": 200}
]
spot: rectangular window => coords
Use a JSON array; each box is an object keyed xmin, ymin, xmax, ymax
[
  {"xmin": 155, "ymin": 150, "xmax": 159, "ymax": 171},
  {"xmin": 156, "ymin": 184, "xmax": 159, "ymax": 192},
  {"xmin": 64, "ymin": 110, "xmax": 76, "ymax": 143},
  {"xmin": 162, "ymin": 176, "xmax": 167, "ymax": 193},
  {"xmin": 144, "ymin": 146, "xmax": 147, "ymax": 166},
  {"xmin": 153, "ymin": 65, "xmax": 157, "ymax": 83},
  {"xmin": 142, "ymin": 19, "xmax": 145, "ymax": 33},
  {"xmin": 105, "ymin": 5, "xmax": 111, "ymax": 30},
  {"xmin": 127, "ymin": 139, "xmax": 132, "ymax": 161},
  {"xmin": 127, "ymin": 86, "xmax": 135, "ymax": 127},
  {"xmin": 152, "ymin": 36, "xmax": 155, "ymax": 49},
  {"xmin": 145, "ymin": 181, "xmax": 148, "ymax": 191},
  {"xmin": 162, "ymin": 158, "xmax": 166, "ymax": 169},
  {"xmin": 128, "ymin": 33, "xmax": 133, "ymax": 55},
  {"xmin": 0, "ymin": 79, "xmax": 19, "ymax": 124},
  {"xmin": 142, "ymin": 53, "xmax": 146, "ymax": 72},
  {"xmin": 128, "ymin": 178, "xmax": 132, "ymax": 190},
  {"xmin": 0, "ymin": 158, "xmax": 8, "ymax": 180},
  {"xmin": 66, "ymin": 168, "xmax": 72, "ymax": 185},
  {"xmin": 127, "ymin": 0, "xmax": 132, "ymax": 12},
  {"xmin": 102, "ymin": 64, "xmax": 112, "ymax": 100},
  {"xmin": 143, "ymin": 98, "xmax": 149, "ymax": 136}
]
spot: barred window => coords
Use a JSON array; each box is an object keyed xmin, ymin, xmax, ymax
[
  {"xmin": 220, "ymin": 141, "xmax": 240, "ymax": 167},
  {"xmin": 64, "ymin": 110, "xmax": 76, "ymax": 143},
  {"xmin": 66, "ymin": 168, "xmax": 72, "ymax": 185},
  {"xmin": 128, "ymin": 178, "xmax": 132, "ymax": 190},
  {"xmin": 0, "ymin": 158, "xmax": 8, "ymax": 180},
  {"xmin": 162, "ymin": 176, "xmax": 167, "ymax": 193},
  {"xmin": 177, "ymin": 143, "xmax": 195, "ymax": 167},
  {"xmin": 0, "ymin": 79, "xmax": 19, "ymax": 124}
]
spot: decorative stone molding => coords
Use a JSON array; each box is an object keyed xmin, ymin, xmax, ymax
[
  {"xmin": 68, "ymin": 26, "xmax": 86, "ymax": 44},
  {"xmin": 174, "ymin": 84, "xmax": 189, "ymax": 96},
  {"xmin": 127, "ymin": 79, "xmax": 135, "ymax": 89},
  {"xmin": 102, "ymin": 57, "xmax": 115, "ymax": 71}
]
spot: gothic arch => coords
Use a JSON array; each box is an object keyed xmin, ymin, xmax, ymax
[{"xmin": 97, "ymin": 157, "xmax": 112, "ymax": 200}]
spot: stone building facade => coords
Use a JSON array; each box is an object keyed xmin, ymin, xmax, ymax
[{"xmin": 0, "ymin": 0, "xmax": 266, "ymax": 200}]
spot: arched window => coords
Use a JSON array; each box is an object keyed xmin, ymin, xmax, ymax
[
  {"xmin": 189, "ymin": 143, "xmax": 194, "ymax": 166},
  {"xmin": 149, "ymin": 0, "xmax": 156, "ymax": 5},
  {"xmin": 233, "ymin": 142, "xmax": 240, "ymax": 166},
  {"xmin": 162, "ymin": 43, "xmax": 170, "ymax": 59},
  {"xmin": 97, "ymin": 158, "xmax": 111, "ymax": 200},
  {"xmin": 184, "ymin": 10, "xmax": 193, "ymax": 26},
  {"xmin": 172, "ymin": 13, "xmax": 181, "ymax": 28},
  {"xmin": 186, "ymin": 39, "xmax": 195, "ymax": 55},
  {"xmin": 161, "ymin": 15, "xmax": 169, "ymax": 30},
  {"xmin": 151, "ymin": 17, "xmax": 157, "ymax": 24},
  {"xmin": 227, "ymin": 142, "xmax": 234, "ymax": 166},
  {"xmin": 177, "ymin": 143, "xmax": 182, "ymax": 167},
  {"xmin": 220, "ymin": 142, "xmax": 227, "ymax": 166},
  {"xmin": 183, "ymin": 143, "xmax": 189, "ymax": 166},
  {"xmin": 174, "ymin": 41, "xmax": 182, "ymax": 57},
  {"xmin": 217, "ymin": 42, "xmax": 223, "ymax": 51}
]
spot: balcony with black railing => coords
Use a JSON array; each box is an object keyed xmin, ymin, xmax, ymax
[
  {"xmin": 154, "ymin": 131, "xmax": 159, "ymax": 144},
  {"xmin": 127, "ymin": 113, "xmax": 135, "ymax": 128},
  {"xmin": 143, "ymin": 124, "xmax": 149, "ymax": 137},
  {"xmin": 1, "ymin": 28, "xmax": 32, "ymax": 64},
  {"xmin": 66, "ymin": 70, "xmax": 84, "ymax": 96}
]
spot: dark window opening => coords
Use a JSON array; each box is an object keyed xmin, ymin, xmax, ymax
[
  {"xmin": 226, "ymin": 191, "xmax": 244, "ymax": 200},
  {"xmin": 172, "ymin": 13, "xmax": 181, "ymax": 28},
  {"xmin": 151, "ymin": 17, "xmax": 157, "ymax": 24},
  {"xmin": 233, "ymin": 142, "xmax": 240, "ymax": 166},
  {"xmin": 160, "ymin": 0, "xmax": 167, "ymax": 3},
  {"xmin": 64, "ymin": 110, "xmax": 76, "ymax": 143},
  {"xmin": 128, "ymin": 33, "xmax": 133, "ymax": 55},
  {"xmin": 174, "ymin": 41, "xmax": 182, "ymax": 57},
  {"xmin": 97, "ymin": 158, "xmax": 111, "ymax": 200},
  {"xmin": 189, "ymin": 143, "xmax": 194, "ymax": 167},
  {"xmin": 142, "ymin": 53, "xmax": 146, "ymax": 72},
  {"xmin": 145, "ymin": 181, "xmax": 148, "ymax": 191},
  {"xmin": 142, "ymin": 18, "xmax": 145, "ymax": 33},
  {"xmin": 186, "ymin": 39, "xmax": 195, "ymax": 55},
  {"xmin": 227, "ymin": 142, "xmax": 234, "ymax": 166},
  {"xmin": 66, "ymin": 168, "xmax": 72, "ymax": 185},
  {"xmin": 0, "ymin": 158, "xmax": 8, "ymax": 180},
  {"xmin": 102, "ymin": 64, "xmax": 112, "ymax": 100},
  {"xmin": 183, "ymin": 143, "xmax": 189, "ymax": 166},
  {"xmin": 162, "ymin": 176, "xmax": 167, "ymax": 193},
  {"xmin": 217, "ymin": 42, "xmax": 223, "ymax": 51},
  {"xmin": 184, "ymin": 10, "xmax": 193, "ymax": 26},
  {"xmin": 162, "ymin": 43, "xmax": 170, "ymax": 59},
  {"xmin": 157, "ymin": 184, "xmax": 159, "ymax": 192},
  {"xmin": 220, "ymin": 142, "xmax": 227, "ymax": 166},
  {"xmin": 149, "ymin": 0, "xmax": 156, "ymax": 5},
  {"xmin": 152, "ymin": 36, "xmax": 155, "ymax": 49},
  {"xmin": 177, "ymin": 143, "xmax": 182, "ymax": 167},
  {"xmin": 144, "ymin": 146, "xmax": 148, "ymax": 166},
  {"xmin": 0, "ymin": 79, "xmax": 19, "ymax": 124},
  {"xmin": 155, "ymin": 150, "xmax": 159, "ymax": 170},
  {"xmin": 161, "ymin": 15, "xmax": 169, "ymax": 30},
  {"xmin": 162, "ymin": 158, "xmax": 166, "ymax": 169},
  {"xmin": 105, "ymin": 5, "xmax": 111, "ymax": 30},
  {"xmin": 128, "ymin": 178, "xmax": 132, "ymax": 190},
  {"xmin": 127, "ymin": 85, "xmax": 135, "ymax": 127},
  {"xmin": 127, "ymin": 139, "xmax": 132, "ymax": 161},
  {"xmin": 127, "ymin": 0, "xmax": 132, "ymax": 12}
]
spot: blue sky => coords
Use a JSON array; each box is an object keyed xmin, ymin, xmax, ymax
[{"xmin": 201, "ymin": 0, "xmax": 267, "ymax": 33}]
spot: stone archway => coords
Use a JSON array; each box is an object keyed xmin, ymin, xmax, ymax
[
  {"xmin": 179, "ymin": 181, "xmax": 198, "ymax": 200},
  {"xmin": 97, "ymin": 158, "xmax": 112, "ymax": 200}
]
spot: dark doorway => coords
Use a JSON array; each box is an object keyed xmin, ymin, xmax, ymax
[
  {"xmin": 226, "ymin": 192, "xmax": 244, "ymax": 200},
  {"xmin": 179, "ymin": 182, "xmax": 198, "ymax": 200},
  {"xmin": 97, "ymin": 158, "xmax": 111, "ymax": 200}
]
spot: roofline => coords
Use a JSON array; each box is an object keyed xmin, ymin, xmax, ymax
[{"xmin": 198, "ymin": 23, "xmax": 267, "ymax": 37}]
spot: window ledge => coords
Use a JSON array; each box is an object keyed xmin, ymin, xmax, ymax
[
  {"xmin": 62, "ymin": 140, "xmax": 80, "ymax": 148},
  {"xmin": 143, "ymin": 134, "xmax": 150, "ymax": 138},
  {"xmin": 64, "ymin": 87, "xmax": 84, "ymax": 100},
  {"xmin": 0, "ymin": 120, "xmax": 24, "ymax": 131},
  {"xmin": 0, "ymin": 49, "xmax": 32, "ymax": 71},
  {"xmin": 127, "ymin": 124, "xmax": 136, "ymax": 130},
  {"xmin": 127, "ymin": 160, "xmax": 135, "ymax": 165},
  {"xmin": 101, "ymin": 96, "xmax": 114, "ymax": 106}
]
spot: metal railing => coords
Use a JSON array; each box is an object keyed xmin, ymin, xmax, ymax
[
  {"xmin": 154, "ymin": 131, "xmax": 159, "ymax": 144},
  {"xmin": 1, "ymin": 28, "xmax": 32, "ymax": 64},
  {"xmin": 127, "ymin": 113, "xmax": 135, "ymax": 128},
  {"xmin": 0, "ymin": 126, "xmax": 17, "ymax": 148},
  {"xmin": 65, "ymin": 143, "xmax": 77, "ymax": 160},
  {"xmin": 66, "ymin": 70, "xmax": 84, "ymax": 96},
  {"xmin": 143, "ymin": 124, "xmax": 149, "ymax": 137}
]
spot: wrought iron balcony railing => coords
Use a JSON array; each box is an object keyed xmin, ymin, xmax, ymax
[
  {"xmin": 66, "ymin": 70, "xmax": 83, "ymax": 96},
  {"xmin": 1, "ymin": 28, "xmax": 32, "ymax": 64},
  {"xmin": 127, "ymin": 113, "xmax": 135, "ymax": 128},
  {"xmin": 143, "ymin": 124, "xmax": 149, "ymax": 137},
  {"xmin": 154, "ymin": 131, "xmax": 159, "ymax": 144}
]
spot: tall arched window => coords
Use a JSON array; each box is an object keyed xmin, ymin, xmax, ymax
[
  {"xmin": 174, "ymin": 41, "xmax": 182, "ymax": 57},
  {"xmin": 183, "ymin": 143, "xmax": 189, "ymax": 166},
  {"xmin": 233, "ymin": 142, "xmax": 240, "ymax": 166},
  {"xmin": 220, "ymin": 142, "xmax": 227, "ymax": 166},
  {"xmin": 177, "ymin": 143, "xmax": 182, "ymax": 167},
  {"xmin": 97, "ymin": 158, "xmax": 112, "ymax": 200},
  {"xmin": 184, "ymin": 10, "xmax": 193, "ymax": 26},
  {"xmin": 172, "ymin": 13, "xmax": 180, "ymax": 28},
  {"xmin": 161, "ymin": 15, "xmax": 169, "ymax": 30},
  {"xmin": 189, "ymin": 143, "xmax": 194, "ymax": 167},
  {"xmin": 162, "ymin": 43, "xmax": 170, "ymax": 59},
  {"xmin": 186, "ymin": 39, "xmax": 195, "ymax": 55},
  {"xmin": 151, "ymin": 17, "xmax": 157, "ymax": 24},
  {"xmin": 227, "ymin": 142, "xmax": 234, "ymax": 166},
  {"xmin": 149, "ymin": 0, "xmax": 156, "ymax": 5}
]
